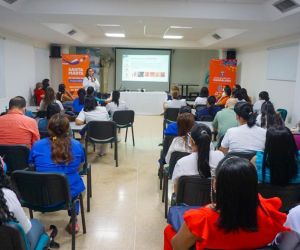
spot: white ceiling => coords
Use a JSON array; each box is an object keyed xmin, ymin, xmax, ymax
[{"xmin": 0, "ymin": 0, "xmax": 300, "ymax": 49}]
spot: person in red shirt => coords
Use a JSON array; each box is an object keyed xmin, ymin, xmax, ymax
[
  {"xmin": 34, "ymin": 82, "xmax": 45, "ymax": 106},
  {"xmin": 164, "ymin": 157, "xmax": 289, "ymax": 250},
  {"xmin": 0, "ymin": 96, "xmax": 40, "ymax": 148}
]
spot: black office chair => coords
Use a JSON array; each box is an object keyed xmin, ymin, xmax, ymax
[
  {"xmin": 225, "ymin": 151, "xmax": 257, "ymax": 160},
  {"xmin": 39, "ymin": 130, "xmax": 49, "ymax": 139},
  {"xmin": 258, "ymin": 183, "xmax": 300, "ymax": 212},
  {"xmin": 85, "ymin": 120, "xmax": 118, "ymax": 167},
  {"xmin": 79, "ymin": 148, "xmax": 92, "ymax": 212},
  {"xmin": 36, "ymin": 111, "xmax": 47, "ymax": 118},
  {"xmin": 0, "ymin": 144, "xmax": 30, "ymax": 175},
  {"xmin": 162, "ymin": 151, "xmax": 190, "ymax": 218},
  {"xmin": 11, "ymin": 170, "xmax": 86, "ymax": 250},
  {"xmin": 158, "ymin": 135, "xmax": 175, "ymax": 190},
  {"xmin": 163, "ymin": 108, "xmax": 180, "ymax": 138},
  {"xmin": 0, "ymin": 223, "xmax": 27, "ymax": 250},
  {"xmin": 176, "ymin": 176, "xmax": 211, "ymax": 206},
  {"xmin": 112, "ymin": 110, "xmax": 135, "ymax": 146},
  {"xmin": 197, "ymin": 115, "xmax": 214, "ymax": 122}
]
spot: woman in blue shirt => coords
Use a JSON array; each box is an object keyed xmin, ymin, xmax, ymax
[
  {"xmin": 30, "ymin": 113, "xmax": 85, "ymax": 234},
  {"xmin": 72, "ymin": 88, "xmax": 86, "ymax": 114},
  {"xmin": 252, "ymin": 126, "xmax": 300, "ymax": 185},
  {"xmin": 196, "ymin": 96, "xmax": 222, "ymax": 121}
]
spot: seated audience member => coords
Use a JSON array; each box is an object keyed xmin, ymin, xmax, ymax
[
  {"xmin": 106, "ymin": 90, "xmax": 128, "ymax": 116},
  {"xmin": 164, "ymin": 106, "xmax": 192, "ymax": 136},
  {"xmin": 164, "ymin": 86, "xmax": 186, "ymax": 110},
  {"xmin": 29, "ymin": 114, "xmax": 85, "ymax": 234},
  {"xmin": 72, "ymin": 88, "xmax": 86, "ymax": 114},
  {"xmin": 194, "ymin": 87, "xmax": 208, "ymax": 107},
  {"xmin": 171, "ymin": 124, "xmax": 224, "ymax": 190},
  {"xmin": 0, "ymin": 96, "xmax": 39, "ymax": 148},
  {"xmin": 251, "ymin": 126, "xmax": 300, "ymax": 184},
  {"xmin": 56, "ymin": 83, "xmax": 74, "ymax": 103},
  {"xmin": 165, "ymin": 113, "xmax": 195, "ymax": 164},
  {"xmin": 39, "ymin": 87, "xmax": 64, "ymax": 111},
  {"xmin": 34, "ymin": 82, "xmax": 45, "ymax": 106},
  {"xmin": 86, "ymin": 86, "xmax": 105, "ymax": 105},
  {"xmin": 212, "ymin": 98, "xmax": 239, "ymax": 142},
  {"xmin": 38, "ymin": 103, "xmax": 61, "ymax": 133},
  {"xmin": 195, "ymin": 96, "xmax": 221, "ymax": 121},
  {"xmin": 75, "ymin": 96, "xmax": 109, "ymax": 156},
  {"xmin": 220, "ymin": 102, "xmax": 266, "ymax": 153},
  {"xmin": 253, "ymin": 91, "xmax": 270, "ymax": 114},
  {"xmin": 165, "ymin": 157, "xmax": 288, "ymax": 250},
  {"xmin": 256, "ymin": 101, "xmax": 284, "ymax": 128},
  {"xmin": 240, "ymin": 88, "xmax": 252, "ymax": 104},
  {"xmin": 216, "ymin": 85, "xmax": 231, "ymax": 106},
  {"xmin": 292, "ymin": 121, "xmax": 300, "ymax": 150},
  {"xmin": 42, "ymin": 78, "xmax": 50, "ymax": 91},
  {"xmin": 0, "ymin": 158, "xmax": 46, "ymax": 250}
]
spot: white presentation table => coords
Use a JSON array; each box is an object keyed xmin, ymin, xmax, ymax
[{"xmin": 120, "ymin": 91, "xmax": 167, "ymax": 115}]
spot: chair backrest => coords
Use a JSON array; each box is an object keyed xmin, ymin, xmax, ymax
[
  {"xmin": 0, "ymin": 223, "xmax": 27, "ymax": 250},
  {"xmin": 176, "ymin": 176, "xmax": 211, "ymax": 206},
  {"xmin": 164, "ymin": 108, "xmax": 180, "ymax": 123},
  {"xmin": 112, "ymin": 110, "xmax": 135, "ymax": 127},
  {"xmin": 162, "ymin": 136, "xmax": 176, "ymax": 159},
  {"xmin": 198, "ymin": 115, "xmax": 214, "ymax": 122},
  {"xmin": 0, "ymin": 145, "xmax": 30, "ymax": 175},
  {"xmin": 86, "ymin": 120, "xmax": 117, "ymax": 143},
  {"xmin": 11, "ymin": 170, "xmax": 71, "ymax": 211},
  {"xmin": 39, "ymin": 131, "xmax": 49, "ymax": 139},
  {"xmin": 225, "ymin": 151, "xmax": 256, "ymax": 160},
  {"xmin": 169, "ymin": 151, "xmax": 190, "ymax": 178},
  {"xmin": 277, "ymin": 108, "xmax": 288, "ymax": 122},
  {"xmin": 258, "ymin": 183, "xmax": 300, "ymax": 212}
]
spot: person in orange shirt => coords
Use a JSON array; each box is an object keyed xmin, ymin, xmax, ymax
[
  {"xmin": 216, "ymin": 85, "xmax": 231, "ymax": 106},
  {"xmin": 164, "ymin": 157, "xmax": 289, "ymax": 250},
  {"xmin": 0, "ymin": 96, "xmax": 40, "ymax": 148}
]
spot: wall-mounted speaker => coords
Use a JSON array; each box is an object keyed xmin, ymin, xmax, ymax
[
  {"xmin": 226, "ymin": 50, "xmax": 236, "ymax": 60},
  {"xmin": 50, "ymin": 45, "xmax": 61, "ymax": 58}
]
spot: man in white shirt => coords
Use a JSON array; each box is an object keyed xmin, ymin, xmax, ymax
[{"xmin": 164, "ymin": 86, "xmax": 186, "ymax": 110}]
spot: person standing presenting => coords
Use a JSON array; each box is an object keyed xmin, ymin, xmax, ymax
[{"xmin": 83, "ymin": 67, "xmax": 100, "ymax": 93}]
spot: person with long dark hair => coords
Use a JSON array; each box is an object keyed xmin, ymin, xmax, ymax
[
  {"xmin": 106, "ymin": 90, "xmax": 128, "ymax": 116},
  {"xmin": 39, "ymin": 87, "xmax": 64, "ymax": 111},
  {"xmin": 240, "ymin": 88, "xmax": 252, "ymax": 103},
  {"xmin": 220, "ymin": 102, "xmax": 266, "ymax": 154},
  {"xmin": 29, "ymin": 114, "xmax": 85, "ymax": 234},
  {"xmin": 195, "ymin": 96, "xmax": 222, "ymax": 121},
  {"xmin": 171, "ymin": 123, "xmax": 224, "ymax": 189},
  {"xmin": 0, "ymin": 157, "xmax": 46, "ymax": 249},
  {"xmin": 253, "ymin": 91, "xmax": 270, "ymax": 114},
  {"xmin": 164, "ymin": 157, "xmax": 289, "ymax": 250},
  {"xmin": 256, "ymin": 101, "xmax": 284, "ymax": 128},
  {"xmin": 251, "ymin": 126, "xmax": 300, "ymax": 185},
  {"xmin": 194, "ymin": 86, "xmax": 208, "ymax": 107},
  {"xmin": 216, "ymin": 85, "xmax": 231, "ymax": 106},
  {"xmin": 83, "ymin": 67, "xmax": 100, "ymax": 92},
  {"xmin": 165, "ymin": 113, "xmax": 195, "ymax": 164},
  {"xmin": 72, "ymin": 88, "xmax": 86, "ymax": 114}
]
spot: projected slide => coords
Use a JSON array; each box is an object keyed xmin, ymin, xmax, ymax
[{"xmin": 122, "ymin": 55, "xmax": 169, "ymax": 82}]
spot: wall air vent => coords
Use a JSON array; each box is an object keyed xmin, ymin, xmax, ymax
[
  {"xmin": 212, "ymin": 33, "xmax": 222, "ymax": 40},
  {"xmin": 2, "ymin": 0, "xmax": 18, "ymax": 4},
  {"xmin": 273, "ymin": 0, "xmax": 299, "ymax": 13},
  {"xmin": 67, "ymin": 29, "xmax": 77, "ymax": 36}
]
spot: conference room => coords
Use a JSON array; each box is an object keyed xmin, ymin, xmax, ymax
[{"xmin": 1, "ymin": 0, "xmax": 300, "ymax": 249}]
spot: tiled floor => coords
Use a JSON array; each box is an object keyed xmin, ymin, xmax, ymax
[{"xmin": 32, "ymin": 115, "xmax": 166, "ymax": 250}]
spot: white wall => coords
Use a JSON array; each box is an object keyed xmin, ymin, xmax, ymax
[
  {"xmin": 238, "ymin": 40, "xmax": 300, "ymax": 125},
  {"xmin": 0, "ymin": 34, "xmax": 49, "ymax": 111}
]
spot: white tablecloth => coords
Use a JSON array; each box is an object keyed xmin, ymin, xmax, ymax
[{"xmin": 120, "ymin": 91, "xmax": 167, "ymax": 115}]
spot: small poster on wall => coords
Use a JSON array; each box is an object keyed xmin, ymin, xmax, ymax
[
  {"xmin": 208, "ymin": 59, "xmax": 237, "ymax": 97},
  {"xmin": 62, "ymin": 54, "xmax": 90, "ymax": 95}
]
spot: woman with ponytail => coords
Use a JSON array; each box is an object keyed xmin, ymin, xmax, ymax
[
  {"xmin": 72, "ymin": 88, "xmax": 86, "ymax": 114},
  {"xmin": 29, "ymin": 113, "xmax": 85, "ymax": 234},
  {"xmin": 171, "ymin": 123, "xmax": 224, "ymax": 190},
  {"xmin": 0, "ymin": 157, "xmax": 46, "ymax": 250},
  {"xmin": 220, "ymin": 102, "xmax": 266, "ymax": 154}
]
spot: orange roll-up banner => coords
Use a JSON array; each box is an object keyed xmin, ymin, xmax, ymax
[
  {"xmin": 62, "ymin": 54, "xmax": 90, "ymax": 95},
  {"xmin": 208, "ymin": 59, "xmax": 237, "ymax": 97}
]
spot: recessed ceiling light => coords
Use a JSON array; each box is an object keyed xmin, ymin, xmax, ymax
[
  {"xmin": 163, "ymin": 35, "xmax": 183, "ymax": 39},
  {"xmin": 170, "ymin": 26, "xmax": 192, "ymax": 29},
  {"xmin": 105, "ymin": 33, "xmax": 125, "ymax": 38},
  {"xmin": 97, "ymin": 24, "xmax": 121, "ymax": 27}
]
